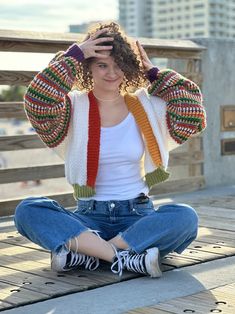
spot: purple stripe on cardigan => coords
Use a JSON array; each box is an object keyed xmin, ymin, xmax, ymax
[
  {"xmin": 64, "ymin": 43, "xmax": 85, "ymax": 62},
  {"xmin": 147, "ymin": 67, "xmax": 160, "ymax": 83}
]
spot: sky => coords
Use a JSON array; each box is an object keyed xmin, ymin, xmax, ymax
[
  {"xmin": 0, "ymin": 0, "xmax": 119, "ymax": 89},
  {"xmin": 0, "ymin": 0, "xmax": 118, "ymax": 33}
]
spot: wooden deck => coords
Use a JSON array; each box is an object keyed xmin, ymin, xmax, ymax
[
  {"xmin": 0, "ymin": 189, "xmax": 235, "ymax": 312},
  {"xmin": 127, "ymin": 283, "xmax": 235, "ymax": 313}
]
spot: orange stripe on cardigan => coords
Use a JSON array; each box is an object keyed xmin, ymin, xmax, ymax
[
  {"xmin": 124, "ymin": 93, "xmax": 162, "ymax": 167},
  {"xmin": 87, "ymin": 91, "xmax": 101, "ymax": 187}
]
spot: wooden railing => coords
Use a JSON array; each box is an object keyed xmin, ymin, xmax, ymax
[{"xmin": 0, "ymin": 30, "xmax": 206, "ymax": 217}]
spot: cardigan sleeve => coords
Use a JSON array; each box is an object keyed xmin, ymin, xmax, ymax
[
  {"xmin": 24, "ymin": 44, "xmax": 84, "ymax": 148},
  {"xmin": 147, "ymin": 68, "xmax": 206, "ymax": 145}
]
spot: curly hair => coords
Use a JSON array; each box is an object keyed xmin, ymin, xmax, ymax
[{"xmin": 74, "ymin": 22, "xmax": 148, "ymax": 92}]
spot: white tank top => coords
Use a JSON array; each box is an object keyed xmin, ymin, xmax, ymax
[{"xmin": 79, "ymin": 112, "xmax": 149, "ymax": 201}]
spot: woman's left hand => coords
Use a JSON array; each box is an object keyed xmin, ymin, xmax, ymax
[{"xmin": 136, "ymin": 40, "xmax": 154, "ymax": 72}]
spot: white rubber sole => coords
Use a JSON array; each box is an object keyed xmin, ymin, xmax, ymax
[
  {"xmin": 145, "ymin": 247, "xmax": 162, "ymax": 278},
  {"xmin": 51, "ymin": 252, "xmax": 69, "ymax": 272}
]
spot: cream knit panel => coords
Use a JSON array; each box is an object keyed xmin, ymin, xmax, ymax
[
  {"xmin": 147, "ymin": 91, "xmax": 181, "ymax": 152},
  {"xmin": 64, "ymin": 91, "xmax": 90, "ymax": 185},
  {"xmin": 52, "ymin": 92, "xmax": 74, "ymax": 160}
]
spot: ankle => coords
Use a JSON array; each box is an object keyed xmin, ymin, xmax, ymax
[{"xmin": 109, "ymin": 243, "xmax": 118, "ymax": 261}]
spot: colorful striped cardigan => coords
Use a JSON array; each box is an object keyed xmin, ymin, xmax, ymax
[{"xmin": 24, "ymin": 48, "xmax": 206, "ymax": 199}]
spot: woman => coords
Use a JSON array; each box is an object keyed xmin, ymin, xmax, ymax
[{"xmin": 14, "ymin": 22, "xmax": 206, "ymax": 278}]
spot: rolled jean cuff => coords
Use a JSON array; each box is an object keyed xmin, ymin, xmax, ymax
[
  {"xmin": 54, "ymin": 226, "xmax": 88, "ymax": 254},
  {"xmin": 118, "ymin": 231, "xmax": 143, "ymax": 254}
]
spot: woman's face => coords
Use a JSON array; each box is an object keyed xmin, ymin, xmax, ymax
[{"xmin": 89, "ymin": 51, "xmax": 124, "ymax": 93}]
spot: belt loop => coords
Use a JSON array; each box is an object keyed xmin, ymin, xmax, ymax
[
  {"xmin": 88, "ymin": 199, "xmax": 95, "ymax": 210},
  {"xmin": 128, "ymin": 199, "xmax": 134, "ymax": 211}
]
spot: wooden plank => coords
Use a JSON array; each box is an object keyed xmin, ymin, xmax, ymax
[
  {"xmin": 0, "ymin": 230, "xmax": 48, "ymax": 251},
  {"xmin": 0, "ymin": 41, "xmax": 74, "ymax": 54},
  {"xmin": 162, "ymin": 254, "xmax": 200, "ymax": 268},
  {"xmin": 188, "ymin": 135, "xmax": 203, "ymax": 176},
  {"xmin": 188, "ymin": 240, "xmax": 235, "ymax": 256},
  {"xmin": 0, "ymin": 300, "xmax": 14, "ymax": 310},
  {"xmin": 0, "ymin": 70, "xmax": 37, "ymax": 86},
  {"xmin": 1, "ymin": 260, "xmax": 116, "ymax": 288},
  {"xmin": 195, "ymin": 205, "xmax": 235, "ymax": 219},
  {"xmin": 168, "ymin": 248, "xmax": 224, "ymax": 265},
  {"xmin": 0, "ymin": 223, "xmax": 47, "ymax": 251},
  {"xmin": 127, "ymin": 309, "xmax": 173, "ymax": 314},
  {"xmin": 198, "ymin": 215, "xmax": 235, "ymax": 232},
  {"xmin": 0, "ymin": 150, "xmax": 203, "ymax": 184},
  {"xmin": 0, "ymin": 254, "xmax": 145, "ymax": 303},
  {"xmin": 188, "ymin": 136, "xmax": 202, "ymax": 151},
  {"xmin": 205, "ymin": 196, "xmax": 235, "ymax": 209},
  {"xmin": 197, "ymin": 227, "xmax": 235, "ymax": 247},
  {"xmin": 146, "ymin": 48, "xmax": 203, "ymax": 59},
  {"xmin": 0, "ymin": 29, "xmax": 84, "ymax": 42},
  {"xmin": 168, "ymin": 150, "xmax": 203, "ymax": 167},
  {"xmin": 145, "ymin": 283, "xmax": 235, "ymax": 314},
  {"xmin": 179, "ymin": 247, "xmax": 225, "ymax": 261},
  {"xmin": 0, "ymin": 281, "xmax": 48, "ymax": 306},
  {"xmin": 0, "ymin": 266, "xmax": 82, "ymax": 298},
  {"xmin": 0, "ymin": 134, "xmax": 44, "ymax": 151},
  {"xmin": 150, "ymin": 176, "xmax": 205, "ymax": 196},
  {"xmin": 0, "ymin": 29, "xmax": 205, "ymax": 53},
  {"xmin": 188, "ymin": 196, "xmax": 235, "ymax": 209},
  {"xmin": 0, "ymin": 163, "xmax": 65, "ymax": 184},
  {"xmin": 0, "ymin": 245, "xmax": 50, "ymax": 267},
  {"xmin": 0, "ymin": 102, "xmax": 26, "ymax": 119},
  {"xmin": 0, "ymin": 192, "xmax": 75, "ymax": 217}
]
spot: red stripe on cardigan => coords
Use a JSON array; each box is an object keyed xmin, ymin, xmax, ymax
[{"xmin": 87, "ymin": 91, "xmax": 101, "ymax": 187}]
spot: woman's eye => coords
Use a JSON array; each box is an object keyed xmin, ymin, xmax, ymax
[{"xmin": 99, "ymin": 64, "xmax": 107, "ymax": 68}]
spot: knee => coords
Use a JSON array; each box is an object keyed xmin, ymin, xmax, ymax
[
  {"xmin": 175, "ymin": 203, "xmax": 198, "ymax": 227},
  {"xmin": 175, "ymin": 204, "xmax": 198, "ymax": 237},
  {"xmin": 14, "ymin": 197, "xmax": 43, "ymax": 228},
  {"xmin": 159, "ymin": 203, "xmax": 198, "ymax": 231}
]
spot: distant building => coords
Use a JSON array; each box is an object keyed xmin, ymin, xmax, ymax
[
  {"xmin": 69, "ymin": 21, "xmax": 102, "ymax": 34},
  {"xmin": 119, "ymin": 0, "xmax": 235, "ymax": 39},
  {"xmin": 119, "ymin": 0, "xmax": 154, "ymax": 37}
]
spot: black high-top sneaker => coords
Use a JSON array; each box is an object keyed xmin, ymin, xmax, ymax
[
  {"xmin": 111, "ymin": 247, "xmax": 162, "ymax": 278},
  {"xmin": 51, "ymin": 247, "xmax": 99, "ymax": 272}
]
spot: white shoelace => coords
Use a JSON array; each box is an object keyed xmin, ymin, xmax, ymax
[
  {"xmin": 110, "ymin": 244, "xmax": 147, "ymax": 277},
  {"xmin": 66, "ymin": 236, "xmax": 99, "ymax": 270},
  {"xmin": 68, "ymin": 251, "xmax": 99, "ymax": 270},
  {"xmin": 124, "ymin": 252, "xmax": 146, "ymax": 274}
]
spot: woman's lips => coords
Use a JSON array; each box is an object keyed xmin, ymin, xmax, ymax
[{"xmin": 104, "ymin": 79, "xmax": 119, "ymax": 82}]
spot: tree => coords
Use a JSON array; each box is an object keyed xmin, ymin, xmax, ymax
[{"xmin": 0, "ymin": 86, "xmax": 26, "ymax": 101}]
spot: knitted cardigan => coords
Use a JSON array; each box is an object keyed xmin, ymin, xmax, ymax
[{"xmin": 24, "ymin": 48, "xmax": 206, "ymax": 199}]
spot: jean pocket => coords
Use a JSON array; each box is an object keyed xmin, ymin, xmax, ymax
[
  {"xmin": 74, "ymin": 205, "xmax": 93, "ymax": 215},
  {"xmin": 132, "ymin": 200, "xmax": 155, "ymax": 216}
]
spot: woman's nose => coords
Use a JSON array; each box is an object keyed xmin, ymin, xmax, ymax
[{"xmin": 107, "ymin": 66, "xmax": 117, "ymax": 76}]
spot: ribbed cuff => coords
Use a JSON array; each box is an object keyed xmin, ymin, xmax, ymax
[
  {"xmin": 64, "ymin": 43, "xmax": 85, "ymax": 62},
  {"xmin": 147, "ymin": 67, "xmax": 160, "ymax": 83}
]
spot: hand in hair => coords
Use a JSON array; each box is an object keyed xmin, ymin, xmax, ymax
[
  {"xmin": 79, "ymin": 28, "xmax": 114, "ymax": 59},
  {"xmin": 136, "ymin": 40, "xmax": 154, "ymax": 72}
]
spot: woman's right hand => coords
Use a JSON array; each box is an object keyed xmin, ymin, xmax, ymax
[{"xmin": 78, "ymin": 28, "xmax": 114, "ymax": 59}]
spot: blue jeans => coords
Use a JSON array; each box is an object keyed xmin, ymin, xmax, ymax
[{"xmin": 14, "ymin": 196, "xmax": 198, "ymax": 257}]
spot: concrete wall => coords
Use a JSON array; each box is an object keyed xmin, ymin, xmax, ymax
[{"xmin": 169, "ymin": 38, "xmax": 235, "ymax": 187}]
